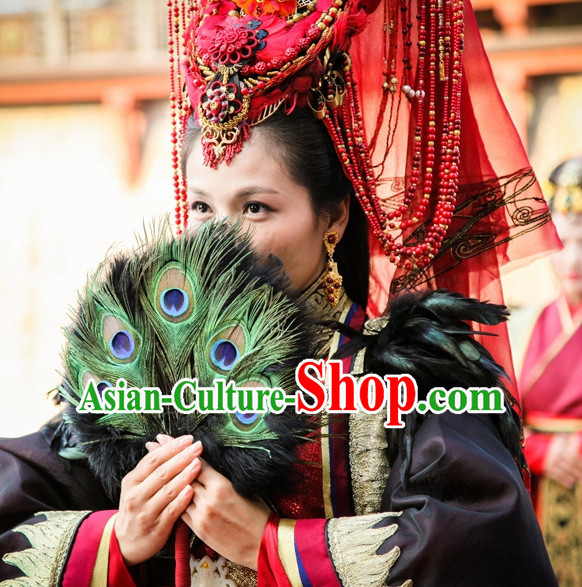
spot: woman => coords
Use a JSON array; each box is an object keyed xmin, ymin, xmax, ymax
[
  {"xmin": 516, "ymin": 156, "xmax": 582, "ymax": 586},
  {"xmin": 108, "ymin": 110, "xmax": 557, "ymax": 585},
  {"xmin": 0, "ymin": 0, "xmax": 561, "ymax": 583},
  {"xmin": 0, "ymin": 111, "xmax": 557, "ymax": 586}
]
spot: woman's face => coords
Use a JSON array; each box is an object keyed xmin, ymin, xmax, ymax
[
  {"xmin": 185, "ymin": 130, "xmax": 348, "ymax": 292},
  {"xmin": 552, "ymin": 212, "xmax": 582, "ymax": 306}
]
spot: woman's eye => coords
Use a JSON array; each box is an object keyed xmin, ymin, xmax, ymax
[
  {"xmin": 244, "ymin": 202, "xmax": 270, "ymax": 215},
  {"xmin": 191, "ymin": 201, "xmax": 211, "ymax": 214}
]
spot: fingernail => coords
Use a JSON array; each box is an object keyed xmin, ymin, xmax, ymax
[
  {"xmin": 187, "ymin": 441, "xmax": 201, "ymax": 454},
  {"xmin": 179, "ymin": 434, "xmax": 194, "ymax": 446},
  {"xmin": 188, "ymin": 457, "xmax": 200, "ymax": 469},
  {"xmin": 145, "ymin": 441, "xmax": 156, "ymax": 452},
  {"xmin": 180, "ymin": 484, "xmax": 192, "ymax": 496},
  {"xmin": 156, "ymin": 433, "xmax": 172, "ymax": 444}
]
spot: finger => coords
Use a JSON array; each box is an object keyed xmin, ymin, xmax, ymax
[
  {"xmin": 146, "ymin": 433, "xmax": 176, "ymax": 452},
  {"xmin": 550, "ymin": 460, "xmax": 576, "ymax": 488},
  {"xmin": 195, "ymin": 459, "xmax": 222, "ymax": 488},
  {"xmin": 148, "ymin": 457, "xmax": 202, "ymax": 513},
  {"xmin": 565, "ymin": 459, "xmax": 582, "ymax": 481},
  {"xmin": 139, "ymin": 441, "xmax": 203, "ymax": 499},
  {"xmin": 156, "ymin": 434, "xmax": 174, "ymax": 445},
  {"xmin": 181, "ymin": 507, "xmax": 195, "ymax": 530},
  {"xmin": 130, "ymin": 435, "xmax": 195, "ymax": 484},
  {"xmin": 159, "ymin": 483, "xmax": 195, "ymax": 526}
]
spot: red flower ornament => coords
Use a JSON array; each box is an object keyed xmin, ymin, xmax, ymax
[
  {"xmin": 209, "ymin": 24, "xmax": 260, "ymax": 65},
  {"xmin": 232, "ymin": 0, "xmax": 297, "ymax": 18}
]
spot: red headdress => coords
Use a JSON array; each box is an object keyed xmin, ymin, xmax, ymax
[{"xmin": 168, "ymin": 0, "xmax": 561, "ymax": 405}]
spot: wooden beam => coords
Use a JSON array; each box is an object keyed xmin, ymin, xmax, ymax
[
  {"xmin": 472, "ymin": 0, "xmax": 581, "ymax": 10},
  {"xmin": 0, "ymin": 74, "xmax": 169, "ymax": 105},
  {"xmin": 485, "ymin": 43, "xmax": 582, "ymax": 77}
]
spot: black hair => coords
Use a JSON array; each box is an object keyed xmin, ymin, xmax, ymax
[{"xmin": 182, "ymin": 108, "xmax": 370, "ymax": 309}]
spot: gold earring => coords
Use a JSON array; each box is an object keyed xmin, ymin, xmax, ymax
[{"xmin": 322, "ymin": 229, "xmax": 343, "ymax": 307}]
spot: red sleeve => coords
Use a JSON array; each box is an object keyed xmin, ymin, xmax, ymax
[
  {"xmin": 109, "ymin": 522, "xmax": 138, "ymax": 586},
  {"xmin": 63, "ymin": 510, "xmax": 115, "ymax": 587},
  {"xmin": 257, "ymin": 514, "xmax": 340, "ymax": 586},
  {"xmin": 62, "ymin": 510, "xmax": 136, "ymax": 587},
  {"xmin": 257, "ymin": 514, "xmax": 291, "ymax": 587},
  {"xmin": 524, "ymin": 433, "xmax": 553, "ymax": 476}
]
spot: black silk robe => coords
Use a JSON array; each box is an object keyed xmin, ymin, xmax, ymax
[{"xmin": 0, "ymin": 412, "xmax": 558, "ymax": 585}]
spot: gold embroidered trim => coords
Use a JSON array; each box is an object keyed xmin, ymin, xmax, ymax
[
  {"xmin": 539, "ymin": 477, "xmax": 582, "ymax": 586},
  {"xmin": 277, "ymin": 519, "xmax": 302, "ymax": 587},
  {"xmin": 321, "ymin": 411, "xmax": 334, "ymax": 519},
  {"xmin": 318, "ymin": 295, "xmax": 356, "ymax": 519},
  {"xmin": 349, "ymin": 348, "xmax": 391, "ymax": 515},
  {"xmin": 2, "ymin": 510, "xmax": 90, "ymax": 586},
  {"xmin": 90, "ymin": 513, "xmax": 117, "ymax": 587},
  {"xmin": 299, "ymin": 279, "xmax": 352, "ymax": 356},
  {"xmin": 190, "ymin": 554, "xmax": 237, "ymax": 585},
  {"xmin": 299, "ymin": 279, "xmax": 351, "ymax": 323},
  {"xmin": 327, "ymin": 513, "xmax": 402, "ymax": 587},
  {"xmin": 225, "ymin": 560, "xmax": 257, "ymax": 587}
]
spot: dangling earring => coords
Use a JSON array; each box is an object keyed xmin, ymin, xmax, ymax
[{"xmin": 322, "ymin": 229, "xmax": 343, "ymax": 307}]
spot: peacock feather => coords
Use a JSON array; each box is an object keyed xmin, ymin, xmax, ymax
[{"xmin": 58, "ymin": 219, "xmax": 323, "ymax": 501}]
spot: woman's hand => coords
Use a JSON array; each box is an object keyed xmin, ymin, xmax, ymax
[
  {"xmin": 181, "ymin": 461, "xmax": 271, "ymax": 570},
  {"xmin": 544, "ymin": 432, "xmax": 582, "ymax": 489},
  {"xmin": 147, "ymin": 435, "xmax": 271, "ymax": 570},
  {"xmin": 115, "ymin": 435, "xmax": 203, "ymax": 566}
]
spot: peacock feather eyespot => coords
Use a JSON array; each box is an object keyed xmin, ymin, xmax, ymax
[
  {"xmin": 207, "ymin": 324, "xmax": 247, "ymax": 374},
  {"xmin": 154, "ymin": 264, "xmax": 195, "ymax": 323},
  {"xmin": 160, "ymin": 287, "xmax": 190, "ymax": 318},
  {"xmin": 109, "ymin": 330, "xmax": 135, "ymax": 360},
  {"xmin": 210, "ymin": 339, "xmax": 240, "ymax": 370},
  {"xmin": 102, "ymin": 315, "xmax": 140, "ymax": 364},
  {"xmin": 97, "ymin": 380, "xmax": 113, "ymax": 397},
  {"xmin": 81, "ymin": 372, "xmax": 113, "ymax": 399},
  {"xmin": 231, "ymin": 411, "xmax": 261, "ymax": 431}
]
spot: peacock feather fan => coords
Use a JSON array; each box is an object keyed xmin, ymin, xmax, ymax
[{"xmin": 58, "ymin": 219, "xmax": 324, "ymax": 501}]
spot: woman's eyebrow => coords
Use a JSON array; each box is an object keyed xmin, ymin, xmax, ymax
[
  {"xmin": 187, "ymin": 187, "xmax": 209, "ymax": 197},
  {"xmin": 187, "ymin": 186, "xmax": 282, "ymax": 199},
  {"xmin": 236, "ymin": 187, "xmax": 281, "ymax": 198}
]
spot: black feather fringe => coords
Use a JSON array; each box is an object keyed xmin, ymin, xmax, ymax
[{"xmin": 335, "ymin": 289, "xmax": 525, "ymax": 487}]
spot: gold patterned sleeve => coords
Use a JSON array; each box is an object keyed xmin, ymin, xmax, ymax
[
  {"xmin": 326, "ymin": 512, "xmax": 407, "ymax": 587},
  {"xmin": 1, "ymin": 510, "xmax": 90, "ymax": 586},
  {"xmin": 0, "ymin": 425, "xmax": 115, "ymax": 585}
]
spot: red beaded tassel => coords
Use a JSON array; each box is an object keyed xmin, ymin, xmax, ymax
[
  {"xmin": 169, "ymin": 0, "xmax": 193, "ymax": 234},
  {"xmin": 323, "ymin": 0, "xmax": 464, "ymax": 274}
]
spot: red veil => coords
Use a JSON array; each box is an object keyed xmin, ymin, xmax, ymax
[{"xmin": 351, "ymin": 0, "xmax": 560, "ymax": 405}]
